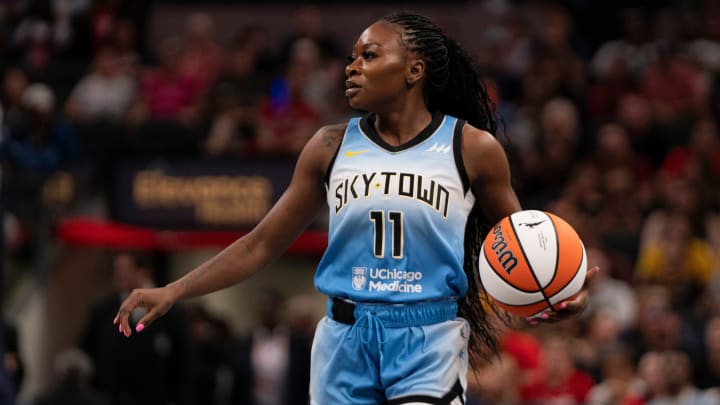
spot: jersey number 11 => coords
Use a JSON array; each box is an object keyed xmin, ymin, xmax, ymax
[{"xmin": 369, "ymin": 210, "xmax": 404, "ymax": 259}]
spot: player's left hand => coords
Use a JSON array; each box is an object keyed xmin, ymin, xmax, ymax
[{"xmin": 525, "ymin": 265, "xmax": 599, "ymax": 325}]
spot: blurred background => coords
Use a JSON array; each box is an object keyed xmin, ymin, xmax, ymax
[{"xmin": 1, "ymin": 0, "xmax": 720, "ymax": 404}]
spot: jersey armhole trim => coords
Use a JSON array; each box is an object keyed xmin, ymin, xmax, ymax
[
  {"xmin": 324, "ymin": 122, "xmax": 351, "ymax": 187},
  {"xmin": 453, "ymin": 119, "xmax": 470, "ymax": 195}
]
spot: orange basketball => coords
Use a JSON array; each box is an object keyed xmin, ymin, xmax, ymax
[{"xmin": 477, "ymin": 210, "xmax": 587, "ymax": 317}]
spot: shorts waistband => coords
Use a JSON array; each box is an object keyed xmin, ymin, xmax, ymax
[{"xmin": 327, "ymin": 297, "xmax": 458, "ymax": 328}]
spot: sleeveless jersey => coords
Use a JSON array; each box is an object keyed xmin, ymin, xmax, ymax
[{"xmin": 315, "ymin": 112, "xmax": 476, "ymax": 303}]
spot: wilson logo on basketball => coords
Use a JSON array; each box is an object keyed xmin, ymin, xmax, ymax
[{"xmin": 491, "ymin": 225, "xmax": 518, "ymax": 274}]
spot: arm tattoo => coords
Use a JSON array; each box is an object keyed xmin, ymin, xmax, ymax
[
  {"xmin": 321, "ymin": 125, "xmax": 344, "ymax": 149},
  {"xmin": 322, "ymin": 131, "xmax": 338, "ymax": 148}
]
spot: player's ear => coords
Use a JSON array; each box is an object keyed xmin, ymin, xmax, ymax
[{"xmin": 406, "ymin": 58, "xmax": 425, "ymax": 87}]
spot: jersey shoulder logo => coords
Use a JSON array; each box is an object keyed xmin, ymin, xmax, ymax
[
  {"xmin": 345, "ymin": 150, "xmax": 369, "ymax": 157},
  {"xmin": 425, "ymin": 142, "xmax": 451, "ymax": 154}
]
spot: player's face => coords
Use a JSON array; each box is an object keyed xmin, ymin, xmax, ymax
[{"xmin": 345, "ymin": 22, "xmax": 412, "ymax": 111}]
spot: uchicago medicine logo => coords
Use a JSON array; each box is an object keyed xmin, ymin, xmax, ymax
[
  {"xmin": 351, "ymin": 267, "xmax": 423, "ymax": 293},
  {"xmin": 352, "ymin": 267, "xmax": 367, "ymax": 290}
]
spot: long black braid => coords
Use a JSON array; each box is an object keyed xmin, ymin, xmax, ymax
[{"xmin": 381, "ymin": 11, "xmax": 508, "ymax": 365}]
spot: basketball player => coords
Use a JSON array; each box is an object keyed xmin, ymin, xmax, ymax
[{"xmin": 115, "ymin": 12, "xmax": 597, "ymax": 404}]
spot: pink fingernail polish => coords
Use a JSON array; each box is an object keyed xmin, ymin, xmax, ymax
[
  {"xmin": 529, "ymin": 320, "xmax": 538, "ymax": 326},
  {"xmin": 136, "ymin": 324, "xmax": 145, "ymax": 333},
  {"xmin": 118, "ymin": 325, "xmax": 122, "ymax": 333},
  {"xmin": 113, "ymin": 316, "xmax": 118, "ymax": 324},
  {"xmin": 560, "ymin": 302, "xmax": 567, "ymax": 310},
  {"xmin": 541, "ymin": 313, "xmax": 549, "ymax": 319}
]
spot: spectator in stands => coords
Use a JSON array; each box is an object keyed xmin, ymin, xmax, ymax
[
  {"xmin": 81, "ymin": 252, "xmax": 190, "ymax": 405},
  {"xmin": 662, "ymin": 350, "xmax": 720, "ymax": 405},
  {"xmin": 277, "ymin": 5, "xmax": 343, "ymax": 70},
  {"xmin": 466, "ymin": 353, "xmax": 522, "ymax": 405},
  {"xmin": 64, "ymin": 45, "xmax": 134, "ymax": 174},
  {"xmin": 521, "ymin": 4, "xmax": 589, "ymax": 108},
  {"xmin": 1, "ymin": 67, "xmax": 28, "ymax": 130},
  {"xmin": 186, "ymin": 305, "xmax": 233, "ymax": 405},
  {"xmin": 255, "ymin": 63, "xmax": 320, "ymax": 156},
  {"xmin": 229, "ymin": 24, "xmax": 276, "ymax": 81},
  {"xmin": 127, "ymin": 37, "xmax": 204, "ymax": 157},
  {"xmin": 88, "ymin": 0, "xmax": 121, "ymax": 53},
  {"xmin": 203, "ymin": 42, "xmax": 264, "ymax": 158},
  {"xmin": 695, "ymin": 316, "xmax": 720, "ymax": 389},
  {"xmin": 131, "ymin": 36, "xmax": 203, "ymax": 125},
  {"xmin": 33, "ymin": 347, "xmax": 109, "ymax": 405},
  {"xmin": 635, "ymin": 212, "xmax": 715, "ymax": 307},
  {"xmin": 575, "ymin": 308, "xmax": 625, "ymax": 380},
  {"xmin": 590, "ymin": 8, "xmax": 655, "ymax": 79},
  {"xmin": 661, "ymin": 118, "xmax": 720, "ymax": 193},
  {"xmin": 545, "ymin": 162, "xmax": 601, "ymax": 246},
  {"xmin": 616, "ymin": 93, "xmax": 666, "ymax": 165},
  {"xmin": 231, "ymin": 289, "xmax": 311, "ymax": 405},
  {"xmin": 178, "ymin": 13, "xmax": 225, "ymax": 89},
  {"xmin": 593, "ymin": 122, "xmax": 655, "ymax": 185},
  {"xmin": 109, "ymin": 19, "xmax": 142, "ymax": 77},
  {"xmin": 590, "ymin": 125, "xmax": 654, "ymax": 268},
  {"xmin": 623, "ymin": 287, "xmax": 702, "ymax": 361},
  {"xmin": 594, "ymin": 167, "xmax": 645, "ymax": 277},
  {"xmin": 642, "ymin": 172, "xmax": 720, "ymax": 254},
  {"xmin": 521, "ymin": 332, "xmax": 595, "ymax": 404},
  {"xmin": 639, "ymin": 42, "xmax": 703, "ymax": 149},
  {"xmin": 518, "ymin": 97, "xmax": 582, "ymax": 206},
  {"xmin": 0, "ymin": 83, "xmax": 78, "ymax": 244},
  {"xmin": 585, "ymin": 248, "xmax": 638, "ymax": 330},
  {"xmin": 586, "ymin": 344, "xmax": 645, "ymax": 405},
  {"xmin": 287, "ymin": 36, "xmax": 345, "ymax": 121},
  {"xmin": 65, "ymin": 46, "xmax": 135, "ymax": 124},
  {"xmin": 0, "ymin": 82, "xmax": 78, "ymax": 172},
  {"xmin": 587, "ymin": 10, "xmax": 651, "ymax": 125},
  {"xmin": 498, "ymin": 321, "xmax": 543, "ymax": 389},
  {"xmin": 0, "ymin": 83, "xmax": 78, "ymax": 170},
  {"xmin": 637, "ymin": 351, "xmax": 671, "ymax": 402},
  {"xmin": 9, "ymin": 0, "xmax": 68, "ymax": 74},
  {"xmin": 3, "ymin": 320, "xmax": 24, "ymax": 397}
]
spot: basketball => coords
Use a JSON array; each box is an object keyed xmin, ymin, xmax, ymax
[{"xmin": 477, "ymin": 210, "xmax": 587, "ymax": 317}]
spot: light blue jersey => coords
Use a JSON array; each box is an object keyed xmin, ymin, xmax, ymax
[{"xmin": 316, "ymin": 112, "xmax": 475, "ymax": 303}]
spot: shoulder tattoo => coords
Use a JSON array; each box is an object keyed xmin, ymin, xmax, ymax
[{"xmin": 321, "ymin": 124, "xmax": 346, "ymax": 150}]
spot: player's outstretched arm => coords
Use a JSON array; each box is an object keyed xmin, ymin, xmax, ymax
[{"xmin": 114, "ymin": 124, "xmax": 346, "ymax": 336}]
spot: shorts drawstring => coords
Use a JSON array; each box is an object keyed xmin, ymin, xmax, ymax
[{"xmin": 351, "ymin": 310, "xmax": 388, "ymax": 345}]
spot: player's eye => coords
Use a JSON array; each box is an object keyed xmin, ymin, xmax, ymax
[
  {"xmin": 346, "ymin": 55, "xmax": 356, "ymax": 64},
  {"xmin": 362, "ymin": 51, "xmax": 376, "ymax": 60}
]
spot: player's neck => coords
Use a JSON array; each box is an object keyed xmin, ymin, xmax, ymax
[{"xmin": 374, "ymin": 107, "xmax": 433, "ymax": 147}]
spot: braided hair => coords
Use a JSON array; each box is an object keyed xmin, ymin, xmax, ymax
[{"xmin": 381, "ymin": 11, "xmax": 507, "ymax": 364}]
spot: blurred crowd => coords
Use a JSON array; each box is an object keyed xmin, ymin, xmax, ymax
[{"xmin": 2, "ymin": 0, "xmax": 720, "ymax": 404}]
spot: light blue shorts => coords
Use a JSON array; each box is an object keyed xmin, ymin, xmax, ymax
[{"xmin": 310, "ymin": 298, "xmax": 469, "ymax": 404}]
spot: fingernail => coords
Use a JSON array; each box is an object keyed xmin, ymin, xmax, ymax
[
  {"xmin": 113, "ymin": 316, "xmax": 118, "ymax": 324},
  {"xmin": 118, "ymin": 325, "xmax": 122, "ymax": 333},
  {"xmin": 136, "ymin": 324, "xmax": 145, "ymax": 333},
  {"xmin": 529, "ymin": 320, "xmax": 538, "ymax": 326},
  {"xmin": 560, "ymin": 302, "xmax": 567, "ymax": 310},
  {"xmin": 541, "ymin": 313, "xmax": 549, "ymax": 320}
]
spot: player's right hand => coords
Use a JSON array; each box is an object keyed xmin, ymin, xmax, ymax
[{"xmin": 113, "ymin": 286, "xmax": 176, "ymax": 337}]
